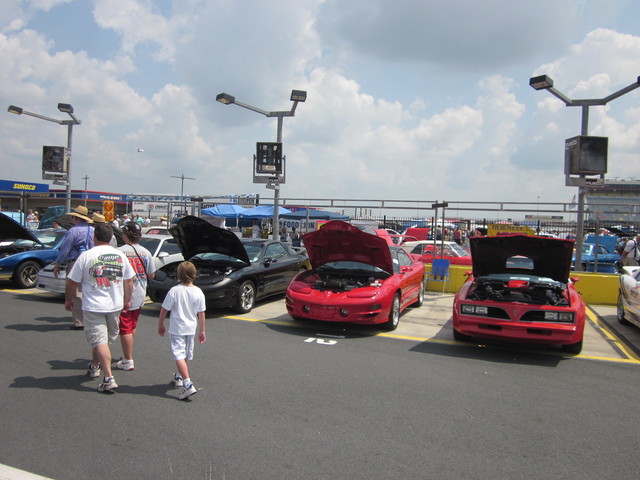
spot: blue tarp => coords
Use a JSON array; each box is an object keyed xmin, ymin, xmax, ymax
[
  {"xmin": 239, "ymin": 205, "xmax": 293, "ymax": 219},
  {"xmin": 201, "ymin": 204, "xmax": 249, "ymax": 218},
  {"xmin": 280, "ymin": 208, "xmax": 349, "ymax": 221}
]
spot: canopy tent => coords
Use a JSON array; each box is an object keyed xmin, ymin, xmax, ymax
[
  {"xmin": 280, "ymin": 208, "xmax": 349, "ymax": 221},
  {"xmin": 239, "ymin": 205, "xmax": 293, "ymax": 219},
  {"xmin": 201, "ymin": 204, "xmax": 249, "ymax": 218}
]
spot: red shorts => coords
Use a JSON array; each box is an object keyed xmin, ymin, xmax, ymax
[{"xmin": 119, "ymin": 309, "xmax": 141, "ymax": 335}]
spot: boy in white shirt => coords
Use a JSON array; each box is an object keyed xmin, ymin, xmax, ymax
[{"xmin": 158, "ymin": 261, "xmax": 206, "ymax": 400}]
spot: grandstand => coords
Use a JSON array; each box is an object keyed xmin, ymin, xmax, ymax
[{"xmin": 585, "ymin": 178, "xmax": 640, "ymax": 224}]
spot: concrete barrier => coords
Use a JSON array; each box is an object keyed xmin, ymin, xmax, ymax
[{"xmin": 424, "ymin": 264, "xmax": 619, "ymax": 306}]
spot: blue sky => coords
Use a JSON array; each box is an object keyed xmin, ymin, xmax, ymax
[{"xmin": 1, "ymin": 0, "xmax": 640, "ymax": 211}]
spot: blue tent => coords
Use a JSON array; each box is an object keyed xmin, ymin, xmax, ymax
[
  {"xmin": 239, "ymin": 205, "xmax": 293, "ymax": 219},
  {"xmin": 201, "ymin": 204, "xmax": 249, "ymax": 218},
  {"xmin": 280, "ymin": 208, "xmax": 349, "ymax": 221}
]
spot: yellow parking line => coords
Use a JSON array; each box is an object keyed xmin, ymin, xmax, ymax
[{"xmin": 586, "ymin": 308, "xmax": 640, "ymax": 362}]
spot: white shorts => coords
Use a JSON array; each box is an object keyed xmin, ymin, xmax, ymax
[
  {"xmin": 170, "ymin": 334, "xmax": 195, "ymax": 361},
  {"xmin": 83, "ymin": 310, "xmax": 120, "ymax": 347}
]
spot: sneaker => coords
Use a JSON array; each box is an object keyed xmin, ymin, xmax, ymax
[
  {"xmin": 172, "ymin": 373, "xmax": 184, "ymax": 388},
  {"xmin": 116, "ymin": 358, "xmax": 135, "ymax": 371},
  {"xmin": 97, "ymin": 377, "xmax": 118, "ymax": 393},
  {"xmin": 178, "ymin": 384, "xmax": 197, "ymax": 400},
  {"xmin": 87, "ymin": 363, "xmax": 101, "ymax": 378}
]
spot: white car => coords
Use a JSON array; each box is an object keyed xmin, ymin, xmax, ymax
[
  {"xmin": 617, "ymin": 265, "xmax": 640, "ymax": 329},
  {"xmin": 36, "ymin": 234, "xmax": 183, "ymax": 294}
]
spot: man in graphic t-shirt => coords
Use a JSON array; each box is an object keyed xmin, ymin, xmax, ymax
[{"xmin": 65, "ymin": 222, "xmax": 134, "ymax": 393}]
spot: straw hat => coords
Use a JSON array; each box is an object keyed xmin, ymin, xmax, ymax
[
  {"xmin": 92, "ymin": 212, "xmax": 107, "ymax": 223},
  {"xmin": 68, "ymin": 205, "xmax": 92, "ymax": 222}
]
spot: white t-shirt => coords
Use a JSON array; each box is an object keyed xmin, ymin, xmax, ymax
[
  {"xmin": 119, "ymin": 243, "xmax": 157, "ymax": 309},
  {"xmin": 161, "ymin": 284, "xmax": 206, "ymax": 336},
  {"xmin": 624, "ymin": 239, "xmax": 638, "ymax": 260},
  {"xmin": 68, "ymin": 245, "xmax": 135, "ymax": 313}
]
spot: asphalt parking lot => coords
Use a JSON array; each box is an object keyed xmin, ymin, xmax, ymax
[{"xmin": 142, "ymin": 290, "xmax": 640, "ymax": 364}]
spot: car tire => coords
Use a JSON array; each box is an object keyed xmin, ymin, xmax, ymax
[
  {"xmin": 562, "ymin": 339, "xmax": 583, "ymax": 354},
  {"xmin": 235, "ymin": 280, "xmax": 256, "ymax": 314},
  {"xmin": 15, "ymin": 260, "xmax": 41, "ymax": 289},
  {"xmin": 382, "ymin": 293, "xmax": 401, "ymax": 331},
  {"xmin": 617, "ymin": 294, "xmax": 630, "ymax": 325},
  {"xmin": 452, "ymin": 328, "xmax": 472, "ymax": 342},
  {"xmin": 411, "ymin": 277, "xmax": 426, "ymax": 308}
]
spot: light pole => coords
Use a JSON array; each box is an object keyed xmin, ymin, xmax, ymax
[
  {"xmin": 529, "ymin": 74, "xmax": 640, "ymax": 270},
  {"xmin": 7, "ymin": 103, "xmax": 81, "ymax": 213},
  {"xmin": 216, "ymin": 89, "xmax": 307, "ymax": 240},
  {"xmin": 83, "ymin": 174, "xmax": 90, "ymax": 207},
  {"xmin": 171, "ymin": 174, "xmax": 195, "ymax": 216}
]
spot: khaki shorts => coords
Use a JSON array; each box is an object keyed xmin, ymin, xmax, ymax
[{"xmin": 83, "ymin": 310, "xmax": 120, "ymax": 347}]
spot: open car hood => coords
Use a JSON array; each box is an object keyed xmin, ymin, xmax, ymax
[
  {"xmin": 302, "ymin": 220, "xmax": 394, "ymax": 273},
  {"xmin": 169, "ymin": 215, "xmax": 249, "ymax": 264},
  {"xmin": 470, "ymin": 234, "xmax": 574, "ymax": 283},
  {"xmin": 0, "ymin": 212, "xmax": 40, "ymax": 243}
]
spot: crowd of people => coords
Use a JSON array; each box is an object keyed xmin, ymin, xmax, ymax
[{"xmin": 53, "ymin": 205, "xmax": 205, "ymax": 400}]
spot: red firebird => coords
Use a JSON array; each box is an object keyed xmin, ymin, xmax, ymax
[
  {"xmin": 452, "ymin": 235, "xmax": 586, "ymax": 353},
  {"xmin": 285, "ymin": 220, "xmax": 426, "ymax": 330}
]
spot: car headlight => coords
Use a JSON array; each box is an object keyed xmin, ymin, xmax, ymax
[
  {"xmin": 543, "ymin": 311, "xmax": 574, "ymax": 322},
  {"xmin": 461, "ymin": 304, "xmax": 488, "ymax": 315}
]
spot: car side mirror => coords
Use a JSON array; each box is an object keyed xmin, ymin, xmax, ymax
[
  {"xmin": 570, "ymin": 276, "xmax": 580, "ymax": 283},
  {"xmin": 157, "ymin": 252, "xmax": 168, "ymax": 258},
  {"xmin": 263, "ymin": 258, "xmax": 274, "ymax": 267}
]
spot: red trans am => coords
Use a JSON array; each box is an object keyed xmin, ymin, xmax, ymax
[
  {"xmin": 285, "ymin": 220, "xmax": 426, "ymax": 330},
  {"xmin": 452, "ymin": 235, "xmax": 586, "ymax": 354}
]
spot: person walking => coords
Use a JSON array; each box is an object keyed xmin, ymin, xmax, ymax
[
  {"xmin": 53, "ymin": 205, "xmax": 95, "ymax": 330},
  {"xmin": 158, "ymin": 261, "xmax": 206, "ymax": 400},
  {"xmin": 116, "ymin": 222, "xmax": 156, "ymax": 371},
  {"xmin": 621, "ymin": 234, "xmax": 640, "ymax": 266},
  {"xmin": 65, "ymin": 221, "xmax": 135, "ymax": 393}
]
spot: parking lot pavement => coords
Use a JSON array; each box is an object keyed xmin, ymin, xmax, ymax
[
  {"xmin": 10, "ymin": 286, "xmax": 640, "ymax": 364},
  {"xmin": 138, "ymin": 290, "xmax": 640, "ymax": 363}
]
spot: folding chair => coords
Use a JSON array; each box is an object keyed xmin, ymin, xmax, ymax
[{"xmin": 427, "ymin": 258, "xmax": 450, "ymax": 293}]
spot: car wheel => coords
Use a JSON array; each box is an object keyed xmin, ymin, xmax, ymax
[
  {"xmin": 382, "ymin": 293, "xmax": 401, "ymax": 331},
  {"xmin": 411, "ymin": 277, "xmax": 426, "ymax": 308},
  {"xmin": 235, "ymin": 280, "xmax": 256, "ymax": 314},
  {"xmin": 15, "ymin": 261, "xmax": 41, "ymax": 289},
  {"xmin": 562, "ymin": 339, "xmax": 583, "ymax": 354},
  {"xmin": 617, "ymin": 294, "xmax": 630, "ymax": 325},
  {"xmin": 452, "ymin": 328, "xmax": 472, "ymax": 342}
]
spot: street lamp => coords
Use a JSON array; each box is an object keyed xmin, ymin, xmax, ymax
[
  {"xmin": 216, "ymin": 89, "xmax": 307, "ymax": 239},
  {"xmin": 171, "ymin": 174, "xmax": 196, "ymax": 216},
  {"xmin": 529, "ymin": 74, "xmax": 640, "ymax": 270},
  {"xmin": 7, "ymin": 103, "xmax": 81, "ymax": 213},
  {"xmin": 83, "ymin": 174, "xmax": 90, "ymax": 207}
]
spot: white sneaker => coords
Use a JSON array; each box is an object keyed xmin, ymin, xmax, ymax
[
  {"xmin": 116, "ymin": 358, "xmax": 135, "ymax": 371},
  {"xmin": 172, "ymin": 373, "xmax": 183, "ymax": 388},
  {"xmin": 87, "ymin": 363, "xmax": 101, "ymax": 378},
  {"xmin": 178, "ymin": 384, "xmax": 197, "ymax": 400},
  {"xmin": 97, "ymin": 377, "xmax": 118, "ymax": 393}
]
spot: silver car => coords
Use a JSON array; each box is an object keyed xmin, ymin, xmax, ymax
[
  {"xmin": 617, "ymin": 265, "xmax": 640, "ymax": 329},
  {"xmin": 36, "ymin": 234, "xmax": 183, "ymax": 294}
]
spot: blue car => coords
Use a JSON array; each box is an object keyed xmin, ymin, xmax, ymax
[
  {"xmin": 572, "ymin": 243, "xmax": 621, "ymax": 273},
  {"xmin": 0, "ymin": 213, "xmax": 66, "ymax": 288}
]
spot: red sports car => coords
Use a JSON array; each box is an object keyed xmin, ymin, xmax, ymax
[
  {"xmin": 285, "ymin": 220, "xmax": 426, "ymax": 330},
  {"xmin": 452, "ymin": 235, "xmax": 586, "ymax": 353}
]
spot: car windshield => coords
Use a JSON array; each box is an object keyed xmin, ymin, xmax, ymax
[
  {"xmin": 139, "ymin": 237, "xmax": 160, "ymax": 255},
  {"xmin": 505, "ymin": 256, "xmax": 534, "ymax": 270},
  {"xmin": 193, "ymin": 252, "xmax": 247, "ymax": 264},
  {"xmin": 318, "ymin": 261, "xmax": 387, "ymax": 275},
  {"xmin": 243, "ymin": 244, "xmax": 262, "ymax": 263},
  {"xmin": 14, "ymin": 230, "xmax": 65, "ymax": 248}
]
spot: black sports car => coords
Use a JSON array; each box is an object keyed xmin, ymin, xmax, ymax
[{"xmin": 147, "ymin": 215, "xmax": 310, "ymax": 313}]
